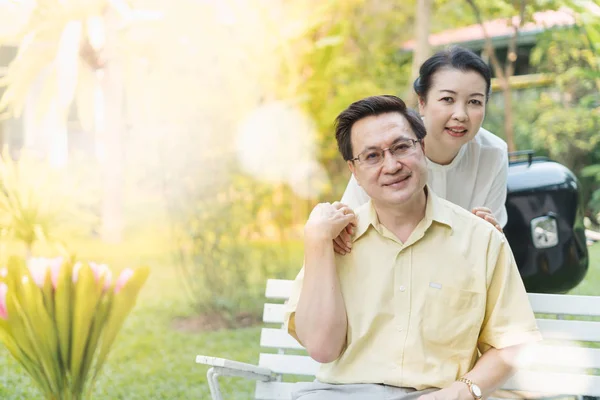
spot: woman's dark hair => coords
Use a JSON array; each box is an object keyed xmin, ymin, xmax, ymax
[
  {"xmin": 413, "ymin": 46, "xmax": 491, "ymax": 102},
  {"xmin": 334, "ymin": 95, "xmax": 426, "ymax": 162}
]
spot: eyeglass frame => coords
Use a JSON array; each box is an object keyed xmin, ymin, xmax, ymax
[{"xmin": 348, "ymin": 138, "xmax": 423, "ymax": 166}]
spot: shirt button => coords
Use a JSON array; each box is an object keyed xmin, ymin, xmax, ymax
[{"xmin": 399, "ymin": 285, "xmax": 406, "ymax": 292}]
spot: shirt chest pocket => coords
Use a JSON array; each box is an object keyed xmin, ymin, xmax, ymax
[{"xmin": 421, "ymin": 286, "xmax": 484, "ymax": 350}]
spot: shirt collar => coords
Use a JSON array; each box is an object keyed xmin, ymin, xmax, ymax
[
  {"xmin": 424, "ymin": 187, "xmax": 453, "ymax": 229},
  {"xmin": 352, "ymin": 186, "xmax": 453, "ymax": 242}
]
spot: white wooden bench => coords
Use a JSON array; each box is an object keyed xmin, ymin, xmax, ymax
[{"xmin": 197, "ymin": 279, "xmax": 600, "ymax": 400}]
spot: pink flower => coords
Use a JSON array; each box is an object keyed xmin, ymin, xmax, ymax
[
  {"xmin": 103, "ymin": 269, "xmax": 113, "ymax": 291},
  {"xmin": 27, "ymin": 259, "xmax": 49, "ymax": 287},
  {"xmin": 0, "ymin": 267, "xmax": 7, "ymax": 278},
  {"xmin": 114, "ymin": 269, "xmax": 134, "ymax": 293},
  {"xmin": 73, "ymin": 262, "xmax": 113, "ymax": 292},
  {"xmin": 90, "ymin": 262, "xmax": 112, "ymax": 291},
  {"xmin": 0, "ymin": 283, "xmax": 8, "ymax": 320},
  {"xmin": 72, "ymin": 262, "xmax": 82, "ymax": 283},
  {"xmin": 49, "ymin": 261, "xmax": 62, "ymax": 289},
  {"xmin": 27, "ymin": 257, "xmax": 63, "ymax": 288}
]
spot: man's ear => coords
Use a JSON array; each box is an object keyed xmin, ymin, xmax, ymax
[
  {"xmin": 347, "ymin": 160, "xmax": 361, "ymax": 187},
  {"xmin": 347, "ymin": 160, "xmax": 356, "ymax": 175}
]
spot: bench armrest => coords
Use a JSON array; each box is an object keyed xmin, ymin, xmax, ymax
[{"xmin": 196, "ymin": 355, "xmax": 273, "ymax": 381}]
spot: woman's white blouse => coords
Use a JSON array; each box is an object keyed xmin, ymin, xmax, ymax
[{"xmin": 340, "ymin": 127, "xmax": 509, "ymax": 227}]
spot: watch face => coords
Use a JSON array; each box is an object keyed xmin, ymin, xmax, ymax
[{"xmin": 472, "ymin": 384, "xmax": 482, "ymax": 398}]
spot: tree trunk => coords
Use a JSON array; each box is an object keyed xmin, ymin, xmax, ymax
[
  {"xmin": 409, "ymin": 0, "xmax": 433, "ymax": 107},
  {"xmin": 23, "ymin": 68, "xmax": 69, "ymax": 167},
  {"xmin": 98, "ymin": 9, "xmax": 124, "ymax": 243},
  {"xmin": 99, "ymin": 64, "xmax": 124, "ymax": 243},
  {"xmin": 501, "ymin": 80, "xmax": 516, "ymax": 152}
]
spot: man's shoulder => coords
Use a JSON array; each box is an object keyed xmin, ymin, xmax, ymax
[
  {"xmin": 350, "ymin": 202, "xmax": 376, "ymax": 243},
  {"xmin": 437, "ymin": 196, "xmax": 503, "ymax": 239}
]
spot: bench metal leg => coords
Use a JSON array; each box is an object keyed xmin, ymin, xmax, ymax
[{"xmin": 207, "ymin": 367, "xmax": 224, "ymax": 400}]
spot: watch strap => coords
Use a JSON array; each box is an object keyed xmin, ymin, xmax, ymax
[{"xmin": 458, "ymin": 377, "xmax": 481, "ymax": 399}]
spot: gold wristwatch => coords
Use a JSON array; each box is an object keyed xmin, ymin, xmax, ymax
[{"xmin": 458, "ymin": 377, "xmax": 482, "ymax": 400}]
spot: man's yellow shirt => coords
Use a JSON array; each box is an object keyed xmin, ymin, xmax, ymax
[{"xmin": 285, "ymin": 188, "xmax": 542, "ymax": 390}]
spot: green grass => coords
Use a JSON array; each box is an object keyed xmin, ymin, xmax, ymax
[
  {"xmin": 568, "ymin": 242, "xmax": 600, "ymax": 296},
  {"xmin": 2, "ymin": 236, "xmax": 600, "ymax": 399}
]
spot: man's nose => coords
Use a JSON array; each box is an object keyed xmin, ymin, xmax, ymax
[{"xmin": 382, "ymin": 149, "xmax": 402, "ymax": 172}]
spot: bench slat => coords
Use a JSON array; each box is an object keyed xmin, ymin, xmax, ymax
[
  {"xmin": 537, "ymin": 319, "xmax": 600, "ymax": 342},
  {"xmin": 265, "ymin": 280, "xmax": 600, "ymax": 317},
  {"xmin": 263, "ymin": 304, "xmax": 285, "ymax": 324},
  {"xmin": 259, "ymin": 353, "xmax": 319, "ymax": 376},
  {"xmin": 260, "ymin": 328, "xmax": 304, "ymax": 350},
  {"xmin": 266, "ymin": 279, "xmax": 294, "ymax": 300},
  {"xmin": 262, "ymin": 304, "xmax": 600, "ymax": 344},
  {"xmin": 519, "ymin": 344, "xmax": 600, "ymax": 369},
  {"xmin": 529, "ymin": 293, "xmax": 600, "ymax": 317},
  {"xmin": 504, "ymin": 370, "xmax": 600, "ymax": 396}
]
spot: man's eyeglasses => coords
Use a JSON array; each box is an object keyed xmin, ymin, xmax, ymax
[{"xmin": 349, "ymin": 139, "xmax": 422, "ymax": 166}]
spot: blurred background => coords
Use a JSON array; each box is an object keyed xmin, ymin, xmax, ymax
[{"xmin": 0, "ymin": 0, "xmax": 599, "ymax": 398}]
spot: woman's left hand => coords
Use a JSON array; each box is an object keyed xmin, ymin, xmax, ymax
[{"xmin": 472, "ymin": 207, "xmax": 503, "ymax": 233}]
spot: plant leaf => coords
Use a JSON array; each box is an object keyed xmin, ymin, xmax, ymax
[{"xmin": 93, "ymin": 266, "xmax": 149, "ymax": 380}]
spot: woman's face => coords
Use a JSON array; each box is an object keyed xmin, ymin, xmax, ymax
[{"xmin": 418, "ymin": 68, "xmax": 487, "ymax": 159}]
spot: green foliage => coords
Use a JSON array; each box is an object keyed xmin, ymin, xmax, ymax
[
  {"xmin": 531, "ymin": 25, "xmax": 600, "ymax": 101},
  {"xmin": 527, "ymin": 18, "xmax": 600, "ymax": 218},
  {"xmin": 167, "ymin": 172, "xmax": 304, "ymax": 321},
  {"xmin": 0, "ymin": 150, "xmax": 56, "ymax": 253},
  {"xmin": 436, "ymin": 0, "xmax": 569, "ymax": 36},
  {"xmin": 485, "ymin": 89, "xmax": 544, "ymax": 150},
  {"xmin": 530, "ymin": 94, "xmax": 599, "ymax": 170},
  {"xmin": 0, "ymin": 150, "xmax": 100, "ymax": 257},
  {"xmin": 293, "ymin": 0, "xmax": 416, "ymax": 199}
]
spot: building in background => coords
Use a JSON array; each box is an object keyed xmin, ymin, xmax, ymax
[{"xmin": 401, "ymin": 8, "xmax": 577, "ymax": 85}]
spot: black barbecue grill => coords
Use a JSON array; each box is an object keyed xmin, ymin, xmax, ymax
[{"xmin": 504, "ymin": 150, "xmax": 589, "ymax": 293}]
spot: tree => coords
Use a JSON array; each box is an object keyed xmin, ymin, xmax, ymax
[
  {"xmin": 0, "ymin": 0, "xmax": 160, "ymax": 243},
  {"xmin": 462, "ymin": 0, "xmax": 582, "ymax": 153},
  {"xmin": 408, "ymin": 0, "xmax": 433, "ymax": 107},
  {"xmin": 294, "ymin": 0, "xmax": 416, "ymax": 197},
  {"xmin": 464, "ymin": 0, "xmax": 527, "ymax": 153},
  {"xmin": 528, "ymin": 5, "xmax": 600, "ymax": 221}
]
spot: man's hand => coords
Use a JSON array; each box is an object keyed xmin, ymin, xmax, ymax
[
  {"xmin": 418, "ymin": 381, "xmax": 472, "ymax": 400},
  {"xmin": 472, "ymin": 207, "xmax": 503, "ymax": 233},
  {"xmin": 305, "ymin": 202, "xmax": 356, "ymax": 242}
]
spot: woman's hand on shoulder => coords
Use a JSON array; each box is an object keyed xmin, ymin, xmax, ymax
[
  {"xmin": 472, "ymin": 206, "xmax": 503, "ymax": 233},
  {"xmin": 332, "ymin": 206, "xmax": 356, "ymax": 255}
]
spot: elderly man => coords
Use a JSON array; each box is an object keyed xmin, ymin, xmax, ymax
[{"xmin": 284, "ymin": 95, "xmax": 541, "ymax": 400}]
